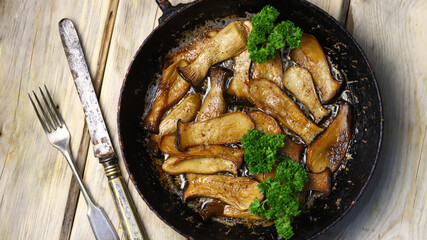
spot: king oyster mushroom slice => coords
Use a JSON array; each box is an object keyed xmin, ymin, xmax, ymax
[
  {"xmin": 200, "ymin": 201, "xmax": 265, "ymax": 221},
  {"xmin": 290, "ymin": 34, "xmax": 341, "ymax": 103},
  {"xmin": 252, "ymin": 169, "xmax": 278, "ymax": 183},
  {"xmin": 251, "ymin": 51, "xmax": 284, "ymax": 89},
  {"xmin": 247, "ymin": 110, "xmax": 284, "ymax": 135},
  {"xmin": 227, "ymin": 49, "xmax": 252, "ymax": 101},
  {"xmin": 165, "ymin": 28, "xmax": 219, "ymax": 69},
  {"xmin": 179, "ymin": 21, "xmax": 248, "ymax": 89},
  {"xmin": 197, "ymin": 67, "xmax": 230, "ymax": 121},
  {"xmin": 176, "ymin": 111, "xmax": 254, "ymax": 151},
  {"xmin": 282, "ymin": 65, "xmax": 330, "ymax": 122},
  {"xmin": 184, "ymin": 174, "xmax": 263, "ymax": 211},
  {"xmin": 278, "ymin": 137, "xmax": 304, "ymax": 163},
  {"xmin": 302, "ymin": 169, "xmax": 332, "ymax": 197},
  {"xmin": 225, "ymin": 20, "xmax": 253, "ymax": 101},
  {"xmin": 142, "ymin": 59, "xmax": 190, "ymax": 133},
  {"xmin": 162, "ymin": 156, "xmax": 237, "ymax": 175},
  {"xmin": 159, "ymin": 134, "xmax": 243, "ymax": 167},
  {"xmin": 144, "ymin": 28, "xmax": 224, "ymax": 133},
  {"xmin": 151, "ymin": 93, "xmax": 201, "ymax": 143},
  {"xmin": 306, "ymin": 102, "xmax": 352, "ymax": 173},
  {"xmin": 248, "ymin": 78, "xmax": 323, "ymax": 144}
]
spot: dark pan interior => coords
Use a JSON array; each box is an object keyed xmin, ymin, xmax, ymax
[{"xmin": 118, "ymin": 0, "xmax": 383, "ymax": 239}]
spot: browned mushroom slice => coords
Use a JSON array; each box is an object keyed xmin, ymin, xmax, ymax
[
  {"xmin": 200, "ymin": 202, "xmax": 264, "ymax": 221},
  {"xmin": 290, "ymin": 34, "xmax": 341, "ymax": 103},
  {"xmin": 227, "ymin": 49, "xmax": 252, "ymax": 101},
  {"xmin": 306, "ymin": 102, "xmax": 352, "ymax": 173},
  {"xmin": 142, "ymin": 60, "xmax": 190, "ymax": 133},
  {"xmin": 248, "ymin": 78, "xmax": 323, "ymax": 144},
  {"xmin": 302, "ymin": 169, "xmax": 332, "ymax": 197},
  {"xmin": 296, "ymin": 192, "xmax": 307, "ymax": 204},
  {"xmin": 199, "ymin": 201, "xmax": 225, "ymax": 220},
  {"xmin": 240, "ymin": 20, "xmax": 253, "ymax": 37},
  {"xmin": 184, "ymin": 174, "xmax": 263, "ymax": 211},
  {"xmin": 282, "ymin": 65, "xmax": 330, "ymax": 122},
  {"xmin": 253, "ymin": 169, "xmax": 277, "ymax": 183},
  {"xmin": 159, "ymin": 134, "xmax": 243, "ymax": 167},
  {"xmin": 176, "ymin": 111, "xmax": 254, "ymax": 151},
  {"xmin": 166, "ymin": 29, "xmax": 220, "ymax": 68},
  {"xmin": 158, "ymin": 93, "xmax": 201, "ymax": 134},
  {"xmin": 251, "ymin": 51, "xmax": 283, "ymax": 89},
  {"xmin": 278, "ymin": 137, "xmax": 304, "ymax": 163},
  {"xmin": 151, "ymin": 93, "xmax": 201, "ymax": 140},
  {"xmin": 162, "ymin": 156, "xmax": 237, "ymax": 175},
  {"xmin": 223, "ymin": 205, "xmax": 265, "ymax": 220},
  {"xmin": 167, "ymin": 77, "xmax": 192, "ymax": 106},
  {"xmin": 179, "ymin": 21, "xmax": 248, "ymax": 88},
  {"xmin": 247, "ymin": 110, "xmax": 283, "ymax": 134},
  {"xmin": 197, "ymin": 67, "xmax": 230, "ymax": 121},
  {"xmin": 225, "ymin": 20, "xmax": 253, "ymax": 101}
]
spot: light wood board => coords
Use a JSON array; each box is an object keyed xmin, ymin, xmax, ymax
[
  {"xmin": 0, "ymin": 0, "xmax": 113, "ymax": 239},
  {"xmin": 69, "ymin": 0, "xmax": 350, "ymax": 239},
  {"xmin": 70, "ymin": 0, "xmax": 170, "ymax": 239}
]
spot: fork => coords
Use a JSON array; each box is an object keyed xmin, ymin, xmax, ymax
[{"xmin": 29, "ymin": 86, "xmax": 119, "ymax": 240}]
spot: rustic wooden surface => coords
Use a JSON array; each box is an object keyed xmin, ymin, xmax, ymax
[
  {"xmin": 0, "ymin": 0, "xmax": 425, "ymax": 239},
  {"xmin": 0, "ymin": 0, "xmax": 113, "ymax": 239}
]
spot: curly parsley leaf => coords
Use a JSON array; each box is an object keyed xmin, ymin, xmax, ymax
[
  {"xmin": 241, "ymin": 130, "xmax": 285, "ymax": 174},
  {"xmin": 248, "ymin": 5, "xmax": 303, "ymax": 63},
  {"xmin": 275, "ymin": 216, "xmax": 294, "ymax": 240},
  {"xmin": 248, "ymin": 158, "xmax": 308, "ymax": 240}
]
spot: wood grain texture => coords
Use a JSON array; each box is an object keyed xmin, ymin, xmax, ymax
[
  {"xmin": 318, "ymin": 0, "xmax": 427, "ymax": 239},
  {"xmin": 60, "ymin": 1, "xmax": 120, "ymax": 239},
  {"xmin": 0, "ymin": 0, "xmax": 113, "ymax": 239},
  {"xmin": 69, "ymin": 0, "xmax": 350, "ymax": 240},
  {"xmin": 69, "ymin": 0, "xmax": 171, "ymax": 239},
  {"xmin": 309, "ymin": 0, "xmax": 350, "ymax": 24}
]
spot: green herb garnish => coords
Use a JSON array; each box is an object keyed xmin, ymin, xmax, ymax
[
  {"xmin": 241, "ymin": 129, "xmax": 285, "ymax": 174},
  {"xmin": 248, "ymin": 5, "xmax": 303, "ymax": 63},
  {"xmin": 249, "ymin": 159, "xmax": 308, "ymax": 239},
  {"xmin": 242, "ymin": 130, "xmax": 308, "ymax": 239}
]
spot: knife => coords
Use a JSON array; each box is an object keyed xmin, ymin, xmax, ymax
[{"xmin": 59, "ymin": 18, "xmax": 148, "ymax": 240}]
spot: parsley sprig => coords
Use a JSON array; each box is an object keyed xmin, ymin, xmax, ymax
[
  {"xmin": 241, "ymin": 129, "xmax": 285, "ymax": 174},
  {"xmin": 242, "ymin": 130, "xmax": 308, "ymax": 239},
  {"xmin": 250, "ymin": 159, "xmax": 308, "ymax": 239},
  {"xmin": 248, "ymin": 5, "xmax": 303, "ymax": 63}
]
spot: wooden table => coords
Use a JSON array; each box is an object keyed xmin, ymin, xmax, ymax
[{"xmin": 0, "ymin": 0, "xmax": 425, "ymax": 239}]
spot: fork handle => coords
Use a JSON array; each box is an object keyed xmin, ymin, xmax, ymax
[
  {"xmin": 102, "ymin": 158, "xmax": 148, "ymax": 240},
  {"xmin": 60, "ymin": 147, "xmax": 119, "ymax": 240}
]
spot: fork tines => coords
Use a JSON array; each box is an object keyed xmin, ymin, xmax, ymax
[{"xmin": 28, "ymin": 86, "xmax": 64, "ymax": 133}]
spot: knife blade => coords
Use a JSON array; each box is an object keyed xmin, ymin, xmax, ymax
[
  {"xmin": 59, "ymin": 20, "xmax": 114, "ymax": 160},
  {"xmin": 59, "ymin": 18, "xmax": 147, "ymax": 240}
]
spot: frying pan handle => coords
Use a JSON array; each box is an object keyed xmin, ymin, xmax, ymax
[
  {"xmin": 156, "ymin": 0, "xmax": 173, "ymax": 12},
  {"xmin": 155, "ymin": 0, "xmax": 193, "ymax": 24}
]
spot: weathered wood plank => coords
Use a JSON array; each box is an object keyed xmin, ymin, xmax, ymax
[
  {"xmin": 60, "ymin": 1, "xmax": 120, "ymax": 239},
  {"xmin": 319, "ymin": 0, "xmax": 427, "ymax": 239},
  {"xmin": 0, "ymin": 0, "xmax": 114, "ymax": 239},
  {"xmin": 69, "ymin": 0, "xmax": 166, "ymax": 239},
  {"xmin": 309, "ymin": 0, "xmax": 350, "ymax": 24},
  {"xmin": 70, "ymin": 0, "xmax": 349, "ymax": 239}
]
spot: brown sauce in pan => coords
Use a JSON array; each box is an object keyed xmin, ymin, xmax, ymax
[{"xmin": 143, "ymin": 16, "xmax": 352, "ymax": 227}]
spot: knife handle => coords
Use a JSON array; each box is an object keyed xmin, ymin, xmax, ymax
[{"xmin": 102, "ymin": 158, "xmax": 148, "ymax": 240}]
